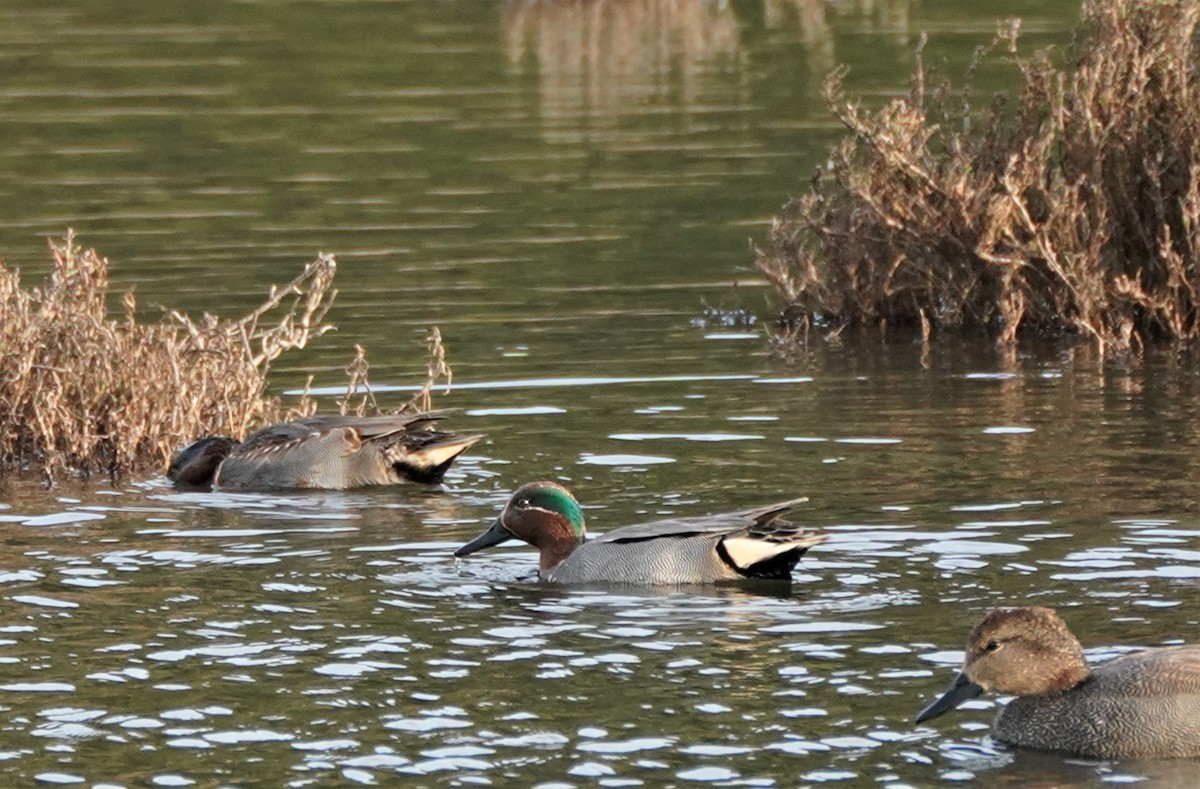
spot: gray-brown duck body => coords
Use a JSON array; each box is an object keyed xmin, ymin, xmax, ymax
[
  {"xmin": 454, "ymin": 481, "xmax": 825, "ymax": 585},
  {"xmin": 167, "ymin": 411, "xmax": 482, "ymax": 491},
  {"xmin": 916, "ymin": 606, "xmax": 1200, "ymax": 759}
]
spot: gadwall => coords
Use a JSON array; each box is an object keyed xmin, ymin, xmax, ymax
[
  {"xmin": 915, "ymin": 606, "xmax": 1200, "ymax": 759},
  {"xmin": 454, "ymin": 481, "xmax": 825, "ymax": 584},
  {"xmin": 168, "ymin": 412, "xmax": 483, "ymax": 491}
]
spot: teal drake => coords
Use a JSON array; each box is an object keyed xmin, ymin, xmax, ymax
[
  {"xmin": 168, "ymin": 412, "xmax": 483, "ymax": 491},
  {"xmin": 454, "ymin": 481, "xmax": 825, "ymax": 584},
  {"xmin": 916, "ymin": 606, "xmax": 1200, "ymax": 759}
]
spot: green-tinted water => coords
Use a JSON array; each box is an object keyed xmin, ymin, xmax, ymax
[{"xmin": 4, "ymin": 1, "xmax": 1198, "ymax": 786}]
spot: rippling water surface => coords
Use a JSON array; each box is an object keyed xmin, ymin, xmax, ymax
[{"xmin": 3, "ymin": 1, "xmax": 1199, "ymax": 786}]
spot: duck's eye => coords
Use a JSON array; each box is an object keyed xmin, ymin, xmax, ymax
[
  {"xmin": 984, "ymin": 639, "xmax": 1000, "ymax": 652},
  {"xmin": 516, "ymin": 497, "xmax": 530, "ymax": 509}
]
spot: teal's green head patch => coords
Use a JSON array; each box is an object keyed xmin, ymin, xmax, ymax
[{"xmin": 520, "ymin": 483, "xmax": 585, "ymax": 536}]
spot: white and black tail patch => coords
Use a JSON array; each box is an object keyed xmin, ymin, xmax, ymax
[
  {"xmin": 723, "ymin": 537, "xmax": 796, "ymax": 571},
  {"xmin": 717, "ymin": 517, "xmax": 826, "ymax": 580},
  {"xmin": 388, "ymin": 432, "xmax": 484, "ymax": 483}
]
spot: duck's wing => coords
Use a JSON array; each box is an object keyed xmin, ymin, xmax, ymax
[
  {"xmin": 323, "ymin": 412, "xmax": 483, "ymax": 484},
  {"xmin": 591, "ymin": 497, "xmax": 812, "ymax": 544},
  {"xmin": 235, "ymin": 411, "xmax": 455, "ymax": 454},
  {"xmin": 282, "ymin": 411, "xmax": 452, "ymax": 440},
  {"xmin": 1097, "ymin": 645, "xmax": 1200, "ymax": 695}
]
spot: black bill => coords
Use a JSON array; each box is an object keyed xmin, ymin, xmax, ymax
[
  {"xmin": 915, "ymin": 671, "xmax": 985, "ymax": 723},
  {"xmin": 454, "ymin": 518, "xmax": 515, "ymax": 557}
]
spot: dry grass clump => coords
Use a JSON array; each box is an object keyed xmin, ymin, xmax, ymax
[
  {"xmin": 331, "ymin": 328, "xmax": 453, "ymax": 417},
  {"xmin": 0, "ymin": 232, "xmax": 337, "ymax": 483},
  {"xmin": 757, "ymin": 0, "xmax": 1200, "ymax": 355}
]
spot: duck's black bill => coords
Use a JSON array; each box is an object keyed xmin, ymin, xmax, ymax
[
  {"xmin": 454, "ymin": 518, "xmax": 515, "ymax": 557},
  {"xmin": 915, "ymin": 671, "xmax": 984, "ymax": 723}
]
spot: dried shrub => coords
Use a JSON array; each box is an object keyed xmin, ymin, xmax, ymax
[
  {"xmin": 757, "ymin": 0, "xmax": 1200, "ymax": 356},
  {"xmin": 0, "ymin": 232, "xmax": 337, "ymax": 482},
  {"xmin": 333, "ymin": 343, "xmax": 378, "ymax": 418},
  {"xmin": 410, "ymin": 327, "xmax": 453, "ymax": 414},
  {"xmin": 331, "ymin": 329, "xmax": 452, "ymax": 418}
]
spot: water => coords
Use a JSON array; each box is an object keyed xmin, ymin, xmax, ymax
[{"xmin": 3, "ymin": 0, "xmax": 1198, "ymax": 785}]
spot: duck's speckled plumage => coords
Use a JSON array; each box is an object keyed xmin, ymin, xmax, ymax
[
  {"xmin": 168, "ymin": 412, "xmax": 482, "ymax": 491},
  {"xmin": 454, "ymin": 481, "xmax": 825, "ymax": 585},
  {"xmin": 916, "ymin": 606, "xmax": 1200, "ymax": 759}
]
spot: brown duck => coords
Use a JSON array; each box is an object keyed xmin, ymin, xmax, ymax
[
  {"xmin": 916, "ymin": 606, "xmax": 1200, "ymax": 759},
  {"xmin": 168, "ymin": 412, "xmax": 482, "ymax": 490}
]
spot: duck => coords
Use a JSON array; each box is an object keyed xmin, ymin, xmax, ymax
[
  {"xmin": 453, "ymin": 480, "xmax": 825, "ymax": 584},
  {"xmin": 167, "ymin": 411, "xmax": 483, "ymax": 491},
  {"xmin": 915, "ymin": 606, "xmax": 1200, "ymax": 759}
]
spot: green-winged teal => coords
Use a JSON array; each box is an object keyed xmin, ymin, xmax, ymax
[
  {"xmin": 454, "ymin": 481, "xmax": 824, "ymax": 584},
  {"xmin": 168, "ymin": 412, "xmax": 483, "ymax": 491},
  {"xmin": 916, "ymin": 606, "xmax": 1200, "ymax": 759}
]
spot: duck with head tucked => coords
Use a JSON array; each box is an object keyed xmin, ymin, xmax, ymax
[
  {"xmin": 454, "ymin": 481, "xmax": 825, "ymax": 584},
  {"xmin": 168, "ymin": 411, "xmax": 483, "ymax": 491},
  {"xmin": 915, "ymin": 606, "xmax": 1200, "ymax": 759}
]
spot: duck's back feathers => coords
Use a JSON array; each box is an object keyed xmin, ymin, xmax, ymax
[
  {"xmin": 591, "ymin": 497, "xmax": 810, "ymax": 544},
  {"xmin": 238, "ymin": 411, "xmax": 450, "ymax": 449}
]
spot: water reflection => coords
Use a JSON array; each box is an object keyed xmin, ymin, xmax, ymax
[
  {"xmin": 503, "ymin": 0, "xmax": 916, "ymax": 142},
  {"xmin": 504, "ymin": 0, "xmax": 745, "ymax": 138}
]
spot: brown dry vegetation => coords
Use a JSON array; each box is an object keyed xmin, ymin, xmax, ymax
[
  {"xmin": 329, "ymin": 328, "xmax": 453, "ymax": 418},
  {"xmin": 0, "ymin": 234, "xmax": 454, "ymax": 484},
  {"xmin": 0, "ymin": 233, "xmax": 337, "ymax": 482},
  {"xmin": 757, "ymin": 0, "xmax": 1200, "ymax": 356}
]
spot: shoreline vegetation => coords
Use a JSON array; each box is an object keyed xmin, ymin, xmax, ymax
[
  {"xmin": 756, "ymin": 0, "xmax": 1200, "ymax": 357},
  {"xmin": 0, "ymin": 233, "xmax": 449, "ymax": 484}
]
